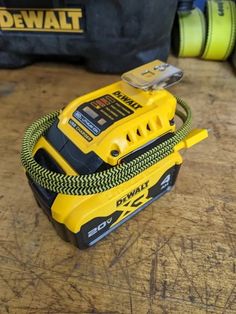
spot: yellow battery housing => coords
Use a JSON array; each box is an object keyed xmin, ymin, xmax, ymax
[{"xmin": 25, "ymin": 60, "xmax": 208, "ymax": 249}]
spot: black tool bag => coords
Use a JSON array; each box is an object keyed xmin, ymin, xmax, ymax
[{"xmin": 0, "ymin": 0, "xmax": 177, "ymax": 73}]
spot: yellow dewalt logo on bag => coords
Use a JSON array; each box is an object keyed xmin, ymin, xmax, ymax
[{"xmin": 0, "ymin": 7, "xmax": 85, "ymax": 33}]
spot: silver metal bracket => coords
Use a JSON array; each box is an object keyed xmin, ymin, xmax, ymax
[{"xmin": 121, "ymin": 60, "xmax": 183, "ymax": 91}]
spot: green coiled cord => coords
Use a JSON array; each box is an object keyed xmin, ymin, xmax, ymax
[{"xmin": 21, "ymin": 96, "xmax": 192, "ymax": 195}]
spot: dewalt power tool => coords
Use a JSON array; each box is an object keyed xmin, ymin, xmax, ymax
[{"xmin": 21, "ymin": 60, "xmax": 208, "ymax": 249}]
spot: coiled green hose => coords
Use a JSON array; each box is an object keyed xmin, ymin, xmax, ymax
[{"xmin": 21, "ymin": 97, "xmax": 192, "ymax": 195}]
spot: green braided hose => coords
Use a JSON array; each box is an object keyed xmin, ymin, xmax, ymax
[{"xmin": 21, "ymin": 97, "xmax": 192, "ymax": 195}]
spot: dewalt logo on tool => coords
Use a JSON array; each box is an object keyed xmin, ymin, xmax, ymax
[
  {"xmin": 0, "ymin": 7, "xmax": 84, "ymax": 33},
  {"xmin": 116, "ymin": 181, "xmax": 149, "ymax": 207},
  {"xmin": 112, "ymin": 91, "xmax": 143, "ymax": 110}
]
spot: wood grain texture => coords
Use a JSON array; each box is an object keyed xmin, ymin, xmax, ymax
[{"xmin": 0, "ymin": 56, "xmax": 235, "ymax": 314}]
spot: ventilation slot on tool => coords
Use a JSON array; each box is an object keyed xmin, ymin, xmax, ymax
[
  {"xmin": 146, "ymin": 123, "xmax": 151, "ymax": 131},
  {"xmin": 136, "ymin": 129, "xmax": 141, "ymax": 137},
  {"xmin": 126, "ymin": 122, "xmax": 154, "ymax": 145},
  {"xmin": 126, "ymin": 134, "xmax": 131, "ymax": 142}
]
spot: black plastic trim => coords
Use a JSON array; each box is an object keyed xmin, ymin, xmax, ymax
[{"xmin": 45, "ymin": 118, "xmax": 110, "ymax": 174}]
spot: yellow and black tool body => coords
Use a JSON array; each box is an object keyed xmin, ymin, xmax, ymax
[{"xmin": 22, "ymin": 60, "xmax": 208, "ymax": 249}]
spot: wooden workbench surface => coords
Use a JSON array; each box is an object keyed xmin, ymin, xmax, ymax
[{"xmin": 0, "ymin": 57, "xmax": 236, "ymax": 314}]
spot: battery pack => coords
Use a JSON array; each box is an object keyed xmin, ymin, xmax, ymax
[{"xmin": 21, "ymin": 60, "xmax": 208, "ymax": 249}]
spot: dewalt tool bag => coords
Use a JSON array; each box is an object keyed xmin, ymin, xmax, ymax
[{"xmin": 0, "ymin": 0, "xmax": 177, "ymax": 73}]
